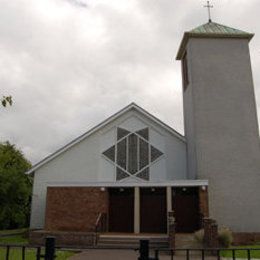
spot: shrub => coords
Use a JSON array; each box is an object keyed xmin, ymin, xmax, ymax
[
  {"xmin": 193, "ymin": 227, "xmax": 233, "ymax": 248},
  {"xmin": 218, "ymin": 227, "xmax": 233, "ymax": 248}
]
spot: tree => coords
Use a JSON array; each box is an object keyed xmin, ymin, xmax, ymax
[
  {"xmin": 1, "ymin": 96, "xmax": 12, "ymax": 107},
  {"xmin": 0, "ymin": 142, "xmax": 32, "ymax": 229}
]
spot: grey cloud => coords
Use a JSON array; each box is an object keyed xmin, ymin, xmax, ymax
[
  {"xmin": 66, "ymin": 0, "xmax": 88, "ymax": 8},
  {"xmin": 0, "ymin": 0, "xmax": 259, "ymax": 164}
]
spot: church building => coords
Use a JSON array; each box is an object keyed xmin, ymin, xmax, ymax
[{"xmin": 28, "ymin": 21, "xmax": 260, "ymax": 246}]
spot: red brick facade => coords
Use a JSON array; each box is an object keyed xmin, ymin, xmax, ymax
[
  {"xmin": 29, "ymin": 230, "xmax": 95, "ymax": 247},
  {"xmin": 199, "ymin": 187, "xmax": 209, "ymax": 219},
  {"xmin": 232, "ymin": 232, "xmax": 260, "ymax": 245},
  {"xmin": 203, "ymin": 218, "xmax": 219, "ymax": 248},
  {"xmin": 168, "ymin": 211, "xmax": 176, "ymax": 249},
  {"xmin": 45, "ymin": 187, "xmax": 109, "ymax": 232}
]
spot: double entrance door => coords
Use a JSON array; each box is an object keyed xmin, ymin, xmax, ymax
[{"xmin": 108, "ymin": 187, "xmax": 167, "ymax": 233}]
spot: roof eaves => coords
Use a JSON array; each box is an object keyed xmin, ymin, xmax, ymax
[
  {"xmin": 26, "ymin": 103, "xmax": 136, "ymax": 174},
  {"xmin": 132, "ymin": 104, "xmax": 186, "ymax": 142}
]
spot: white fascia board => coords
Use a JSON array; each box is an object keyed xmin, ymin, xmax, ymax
[
  {"xmin": 27, "ymin": 103, "xmax": 185, "ymax": 174},
  {"xmin": 132, "ymin": 105, "xmax": 186, "ymax": 142},
  {"xmin": 46, "ymin": 180, "xmax": 208, "ymax": 187}
]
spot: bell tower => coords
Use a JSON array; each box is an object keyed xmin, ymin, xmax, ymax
[{"xmin": 176, "ymin": 22, "xmax": 260, "ymax": 232}]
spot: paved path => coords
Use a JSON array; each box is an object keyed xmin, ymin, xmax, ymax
[
  {"xmin": 69, "ymin": 249, "xmax": 223, "ymax": 260},
  {"xmin": 69, "ymin": 249, "xmax": 139, "ymax": 260}
]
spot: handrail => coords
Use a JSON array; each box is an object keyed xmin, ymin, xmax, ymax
[
  {"xmin": 95, "ymin": 212, "xmax": 102, "ymax": 228},
  {"xmin": 95, "ymin": 212, "xmax": 107, "ymax": 233},
  {"xmin": 94, "ymin": 212, "xmax": 107, "ymax": 245}
]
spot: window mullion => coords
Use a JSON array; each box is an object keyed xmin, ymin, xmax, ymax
[{"xmin": 126, "ymin": 136, "xmax": 129, "ymax": 172}]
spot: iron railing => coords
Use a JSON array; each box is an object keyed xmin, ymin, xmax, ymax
[
  {"xmin": 0, "ymin": 244, "xmax": 42, "ymax": 260},
  {"xmin": 95, "ymin": 212, "xmax": 108, "ymax": 233},
  {"xmin": 0, "ymin": 237, "xmax": 56, "ymax": 260},
  {"xmin": 2, "ymin": 237, "xmax": 259, "ymax": 260},
  {"xmin": 138, "ymin": 239, "xmax": 260, "ymax": 260},
  {"xmin": 153, "ymin": 248, "xmax": 260, "ymax": 260}
]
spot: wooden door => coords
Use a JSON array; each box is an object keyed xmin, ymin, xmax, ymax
[
  {"xmin": 140, "ymin": 188, "xmax": 167, "ymax": 233},
  {"xmin": 172, "ymin": 187, "xmax": 200, "ymax": 233},
  {"xmin": 108, "ymin": 188, "xmax": 134, "ymax": 233}
]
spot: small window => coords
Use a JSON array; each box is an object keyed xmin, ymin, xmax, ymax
[{"xmin": 182, "ymin": 52, "xmax": 189, "ymax": 91}]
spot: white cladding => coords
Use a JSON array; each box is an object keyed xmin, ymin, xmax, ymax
[
  {"xmin": 30, "ymin": 107, "xmax": 187, "ymax": 229},
  {"xmin": 183, "ymin": 37, "xmax": 260, "ymax": 232}
]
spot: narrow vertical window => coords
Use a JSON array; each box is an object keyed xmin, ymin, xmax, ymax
[{"xmin": 182, "ymin": 52, "xmax": 189, "ymax": 91}]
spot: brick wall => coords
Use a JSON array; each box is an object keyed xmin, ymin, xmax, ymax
[
  {"xmin": 203, "ymin": 218, "xmax": 219, "ymax": 248},
  {"xmin": 29, "ymin": 230, "xmax": 95, "ymax": 247},
  {"xmin": 199, "ymin": 187, "xmax": 209, "ymax": 219},
  {"xmin": 45, "ymin": 187, "xmax": 109, "ymax": 232},
  {"xmin": 233, "ymin": 232, "xmax": 260, "ymax": 245}
]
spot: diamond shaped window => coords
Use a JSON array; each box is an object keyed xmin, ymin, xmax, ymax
[{"xmin": 102, "ymin": 127, "xmax": 163, "ymax": 181}]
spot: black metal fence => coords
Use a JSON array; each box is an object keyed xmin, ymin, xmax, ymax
[
  {"xmin": 1, "ymin": 237, "xmax": 260, "ymax": 260},
  {"xmin": 138, "ymin": 240, "xmax": 260, "ymax": 260},
  {"xmin": 0, "ymin": 237, "xmax": 56, "ymax": 260},
  {"xmin": 153, "ymin": 248, "xmax": 260, "ymax": 260}
]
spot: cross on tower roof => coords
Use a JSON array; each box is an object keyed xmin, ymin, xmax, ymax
[{"xmin": 204, "ymin": 1, "xmax": 213, "ymax": 23}]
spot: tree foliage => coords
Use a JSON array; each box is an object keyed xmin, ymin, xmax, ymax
[
  {"xmin": 0, "ymin": 142, "xmax": 32, "ymax": 229},
  {"xmin": 1, "ymin": 96, "xmax": 13, "ymax": 107}
]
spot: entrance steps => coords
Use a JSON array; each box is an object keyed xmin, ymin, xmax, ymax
[
  {"xmin": 96, "ymin": 233, "xmax": 198, "ymax": 250},
  {"xmin": 97, "ymin": 233, "xmax": 169, "ymax": 249},
  {"xmin": 175, "ymin": 233, "xmax": 201, "ymax": 255},
  {"xmin": 175, "ymin": 233, "xmax": 198, "ymax": 248}
]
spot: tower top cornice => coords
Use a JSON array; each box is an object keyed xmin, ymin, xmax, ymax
[{"xmin": 176, "ymin": 22, "xmax": 254, "ymax": 60}]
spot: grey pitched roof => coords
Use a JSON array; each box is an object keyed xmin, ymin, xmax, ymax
[
  {"xmin": 176, "ymin": 22, "xmax": 254, "ymax": 60},
  {"xmin": 191, "ymin": 22, "xmax": 251, "ymax": 35}
]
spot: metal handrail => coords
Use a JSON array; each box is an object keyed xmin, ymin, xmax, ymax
[
  {"xmin": 95, "ymin": 212, "xmax": 102, "ymax": 229},
  {"xmin": 94, "ymin": 212, "xmax": 108, "ymax": 246}
]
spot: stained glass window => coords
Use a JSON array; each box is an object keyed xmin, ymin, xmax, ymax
[
  {"xmin": 117, "ymin": 139, "xmax": 127, "ymax": 169},
  {"xmin": 102, "ymin": 127, "xmax": 163, "ymax": 181},
  {"xmin": 116, "ymin": 167, "xmax": 129, "ymax": 181},
  {"xmin": 102, "ymin": 145, "xmax": 115, "ymax": 162},
  {"xmin": 151, "ymin": 146, "xmax": 164, "ymax": 162},
  {"xmin": 136, "ymin": 168, "xmax": 149, "ymax": 181}
]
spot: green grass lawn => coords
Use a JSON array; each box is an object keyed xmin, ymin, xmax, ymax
[
  {"xmin": 220, "ymin": 245, "xmax": 260, "ymax": 258},
  {"xmin": 0, "ymin": 234, "xmax": 28, "ymax": 245},
  {"xmin": 0, "ymin": 233, "xmax": 75, "ymax": 259},
  {"xmin": 0, "ymin": 228, "xmax": 28, "ymax": 236},
  {"xmin": 0, "ymin": 247, "xmax": 75, "ymax": 260}
]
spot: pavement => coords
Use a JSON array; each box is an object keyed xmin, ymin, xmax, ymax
[
  {"xmin": 69, "ymin": 249, "xmax": 139, "ymax": 260},
  {"xmin": 68, "ymin": 249, "xmax": 223, "ymax": 260}
]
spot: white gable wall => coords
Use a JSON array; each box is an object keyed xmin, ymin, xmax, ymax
[{"xmin": 30, "ymin": 109, "xmax": 187, "ymax": 229}]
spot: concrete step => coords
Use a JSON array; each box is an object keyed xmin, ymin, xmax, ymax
[
  {"xmin": 97, "ymin": 234, "xmax": 169, "ymax": 249},
  {"xmin": 175, "ymin": 233, "xmax": 200, "ymax": 249}
]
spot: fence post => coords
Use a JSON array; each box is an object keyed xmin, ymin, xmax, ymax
[
  {"xmin": 203, "ymin": 218, "xmax": 212, "ymax": 247},
  {"xmin": 139, "ymin": 240, "xmax": 149, "ymax": 260},
  {"xmin": 168, "ymin": 211, "xmax": 175, "ymax": 250},
  {"xmin": 210, "ymin": 223, "xmax": 219, "ymax": 248},
  {"xmin": 45, "ymin": 236, "xmax": 56, "ymax": 260}
]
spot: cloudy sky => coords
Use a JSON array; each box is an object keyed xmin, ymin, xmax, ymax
[{"xmin": 1, "ymin": 0, "xmax": 259, "ymax": 164}]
